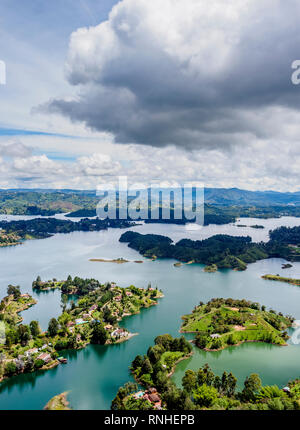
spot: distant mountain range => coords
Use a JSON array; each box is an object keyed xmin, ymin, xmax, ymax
[
  {"xmin": 204, "ymin": 188, "xmax": 300, "ymax": 206},
  {"xmin": 0, "ymin": 187, "xmax": 300, "ymax": 207}
]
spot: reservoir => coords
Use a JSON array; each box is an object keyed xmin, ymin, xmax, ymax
[{"xmin": 0, "ymin": 217, "xmax": 300, "ymax": 409}]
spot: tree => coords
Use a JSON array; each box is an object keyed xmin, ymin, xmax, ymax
[
  {"xmin": 182, "ymin": 370, "xmax": 197, "ymax": 393},
  {"xmin": 7, "ymin": 284, "xmax": 21, "ymax": 299},
  {"xmin": 29, "ymin": 320, "xmax": 40, "ymax": 337},
  {"xmin": 242, "ymin": 373, "xmax": 262, "ymax": 401},
  {"xmin": 91, "ymin": 322, "xmax": 108, "ymax": 345},
  {"xmin": 5, "ymin": 361, "xmax": 17, "ymax": 376},
  {"xmin": 18, "ymin": 325, "xmax": 30, "ymax": 346},
  {"xmin": 193, "ymin": 384, "xmax": 218, "ymax": 408},
  {"xmin": 132, "ymin": 355, "xmax": 143, "ymax": 370},
  {"xmin": 48, "ymin": 318, "xmax": 59, "ymax": 337},
  {"xmin": 141, "ymin": 356, "xmax": 153, "ymax": 375}
]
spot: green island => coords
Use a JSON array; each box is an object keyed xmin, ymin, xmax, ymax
[
  {"xmin": 89, "ymin": 258, "xmax": 144, "ymax": 264},
  {"xmin": 44, "ymin": 392, "xmax": 71, "ymax": 410},
  {"xmin": 0, "ymin": 277, "xmax": 163, "ymax": 383},
  {"xmin": 113, "ymin": 349, "xmax": 300, "ymax": 410},
  {"xmin": 112, "ymin": 309, "xmax": 300, "ymax": 411},
  {"xmin": 262, "ymin": 275, "xmax": 300, "ymax": 287},
  {"xmin": 180, "ymin": 298, "xmax": 294, "ymax": 351},
  {"xmin": 119, "ymin": 225, "xmax": 300, "ymax": 271}
]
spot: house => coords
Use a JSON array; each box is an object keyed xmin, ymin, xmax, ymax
[
  {"xmin": 210, "ymin": 334, "xmax": 221, "ymax": 339},
  {"xmin": 75, "ymin": 318, "xmax": 84, "ymax": 325},
  {"xmin": 125, "ymin": 291, "xmax": 133, "ymax": 297},
  {"xmin": 89, "ymin": 304, "xmax": 97, "ymax": 313},
  {"xmin": 76, "ymin": 334, "xmax": 81, "ymax": 343},
  {"xmin": 143, "ymin": 392, "xmax": 161, "ymax": 408},
  {"xmin": 24, "ymin": 348, "xmax": 38, "ymax": 357},
  {"xmin": 110, "ymin": 283, "xmax": 117, "ymax": 289},
  {"xmin": 83, "ymin": 313, "xmax": 90, "ymax": 320},
  {"xmin": 104, "ymin": 324, "xmax": 113, "ymax": 331},
  {"xmin": 37, "ymin": 353, "xmax": 51, "ymax": 364},
  {"xmin": 283, "ymin": 386, "xmax": 291, "ymax": 393},
  {"xmin": 115, "ymin": 295, "xmax": 122, "ymax": 302},
  {"xmin": 66, "ymin": 321, "xmax": 75, "ymax": 327},
  {"xmin": 111, "ymin": 328, "xmax": 128, "ymax": 338},
  {"xmin": 40, "ymin": 344, "xmax": 48, "ymax": 350},
  {"xmin": 20, "ymin": 293, "xmax": 30, "ymax": 299}
]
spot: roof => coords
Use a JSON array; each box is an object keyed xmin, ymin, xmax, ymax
[
  {"xmin": 37, "ymin": 353, "xmax": 51, "ymax": 361},
  {"xmin": 148, "ymin": 394, "xmax": 160, "ymax": 403}
]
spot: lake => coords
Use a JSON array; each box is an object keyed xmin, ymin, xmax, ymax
[{"xmin": 0, "ymin": 217, "xmax": 300, "ymax": 409}]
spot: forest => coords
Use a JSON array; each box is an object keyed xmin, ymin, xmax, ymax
[{"xmin": 119, "ymin": 226, "xmax": 300, "ymax": 270}]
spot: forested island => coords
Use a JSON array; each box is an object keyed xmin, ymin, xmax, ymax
[
  {"xmin": 181, "ymin": 298, "xmax": 293, "ymax": 351},
  {"xmin": 119, "ymin": 226, "xmax": 300, "ymax": 271},
  {"xmin": 0, "ymin": 217, "xmax": 136, "ymax": 247},
  {"xmin": 112, "ymin": 301, "xmax": 298, "ymax": 411},
  {"xmin": 113, "ymin": 352, "xmax": 300, "ymax": 410},
  {"xmin": 0, "ymin": 277, "xmax": 163, "ymax": 382}
]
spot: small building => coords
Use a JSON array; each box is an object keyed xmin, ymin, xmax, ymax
[
  {"xmin": 66, "ymin": 321, "xmax": 75, "ymax": 327},
  {"xmin": 20, "ymin": 293, "xmax": 30, "ymax": 299},
  {"xmin": 210, "ymin": 334, "xmax": 221, "ymax": 339},
  {"xmin": 37, "ymin": 353, "xmax": 51, "ymax": 364},
  {"xmin": 115, "ymin": 295, "xmax": 122, "ymax": 302},
  {"xmin": 104, "ymin": 324, "xmax": 113, "ymax": 331},
  {"xmin": 25, "ymin": 348, "xmax": 38, "ymax": 357},
  {"xmin": 83, "ymin": 313, "xmax": 90, "ymax": 320},
  {"xmin": 89, "ymin": 304, "xmax": 97, "ymax": 312},
  {"xmin": 125, "ymin": 291, "xmax": 133, "ymax": 297},
  {"xmin": 111, "ymin": 328, "xmax": 128, "ymax": 338},
  {"xmin": 283, "ymin": 386, "xmax": 291, "ymax": 393}
]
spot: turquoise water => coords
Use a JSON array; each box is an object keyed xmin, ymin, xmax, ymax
[{"xmin": 0, "ymin": 219, "xmax": 299, "ymax": 409}]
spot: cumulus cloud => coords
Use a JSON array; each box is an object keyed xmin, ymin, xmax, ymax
[
  {"xmin": 42, "ymin": 0, "xmax": 300, "ymax": 150},
  {"xmin": 0, "ymin": 140, "xmax": 33, "ymax": 158}
]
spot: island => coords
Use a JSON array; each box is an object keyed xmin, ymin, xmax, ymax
[
  {"xmin": 112, "ymin": 310, "xmax": 299, "ymax": 411},
  {"xmin": 111, "ymin": 334, "xmax": 193, "ymax": 410},
  {"xmin": 119, "ymin": 225, "xmax": 300, "ymax": 271},
  {"xmin": 262, "ymin": 275, "xmax": 300, "ymax": 287},
  {"xmin": 89, "ymin": 258, "xmax": 144, "ymax": 264},
  {"xmin": 180, "ymin": 298, "xmax": 293, "ymax": 351},
  {"xmin": 0, "ymin": 277, "xmax": 163, "ymax": 383},
  {"xmin": 44, "ymin": 392, "xmax": 71, "ymax": 410},
  {"xmin": 113, "ymin": 355, "xmax": 300, "ymax": 410}
]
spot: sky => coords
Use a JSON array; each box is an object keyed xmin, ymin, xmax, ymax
[{"xmin": 0, "ymin": 0, "xmax": 300, "ymax": 191}]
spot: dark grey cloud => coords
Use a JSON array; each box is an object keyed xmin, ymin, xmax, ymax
[{"xmin": 42, "ymin": 0, "xmax": 300, "ymax": 150}]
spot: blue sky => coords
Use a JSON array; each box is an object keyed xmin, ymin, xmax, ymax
[{"xmin": 0, "ymin": 1, "xmax": 299, "ymax": 191}]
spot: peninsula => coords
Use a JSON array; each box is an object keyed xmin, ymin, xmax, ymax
[{"xmin": 0, "ymin": 277, "xmax": 163, "ymax": 383}]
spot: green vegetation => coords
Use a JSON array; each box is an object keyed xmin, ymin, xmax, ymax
[
  {"xmin": 0, "ymin": 231, "xmax": 22, "ymax": 247},
  {"xmin": 181, "ymin": 298, "xmax": 293, "ymax": 351},
  {"xmin": 44, "ymin": 392, "xmax": 71, "ymax": 410},
  {"xmin": 120, "ymin": 226, "xmax": 300, "ymax": 270},
  {"xmin": 0, "ymin": 277, "xmax": 163, "ymax": 383},
  {"xmin": 262, "ymin": 275, "xmax": 300, "ymax": 287},
  {"xmin": 0, "ymin": 190, "xmax": 99, "ymax": 215},
  {"xmin": 113, "ymin": 334, "xmax": 300, "ymax": 410},
  {"xmin": 204, "ymin": 264, "xmax": 218, "ymax": 272},
  {"xmin": 120, "ymin": 231, "xmax": 267, "ymax": 270},
  {"xmin": 111, "ymin": 334, "xmax": 193, "ymax": 410},
  {"xmin": 0, "ymin": 217, "xmax": 136, "ymax": 247}
]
